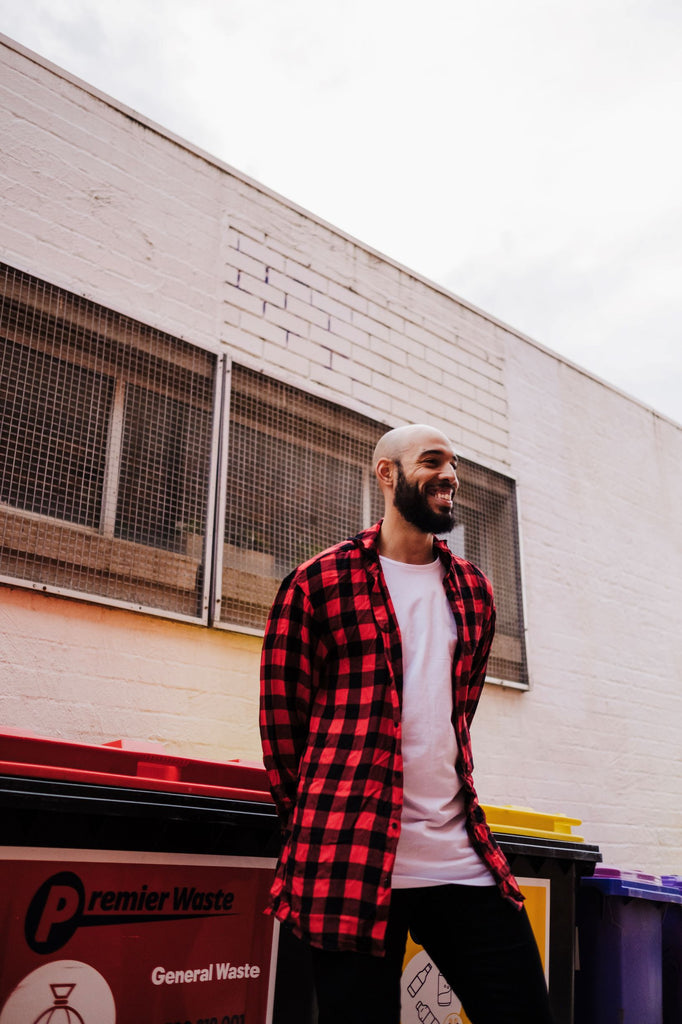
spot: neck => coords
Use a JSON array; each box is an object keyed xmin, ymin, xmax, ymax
[{"xmin": 377, "ymin": 509, "xmax": 435, "ymax": 564}]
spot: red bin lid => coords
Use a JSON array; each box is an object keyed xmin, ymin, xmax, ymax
[{"xmin": 0, "ymin": 731, "xmax": 273, "ymax": 803}]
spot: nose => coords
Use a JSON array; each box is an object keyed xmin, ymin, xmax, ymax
[{"xmin": 440, "ymin": 463, "xmax": 459, "ymax": 491}]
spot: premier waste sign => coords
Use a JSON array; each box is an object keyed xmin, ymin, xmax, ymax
[{"xmin": 0, "ymin": 849, "xmax": 278, "ymax": 1024}]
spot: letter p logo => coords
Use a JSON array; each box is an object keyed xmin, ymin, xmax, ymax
[{"xmin": 25, "ymin": 871, "xmax": 84, "ymax": 953}]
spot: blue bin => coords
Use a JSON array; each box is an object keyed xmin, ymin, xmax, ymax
[
  {"xmin": 661, "ymin": 875, "xmax": 682, "ymax": 1024},
  {"xmin": 576, "ymin": 867, "xmax": 682, "ymax": 1024}
]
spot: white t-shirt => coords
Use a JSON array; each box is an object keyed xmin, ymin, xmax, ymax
[{"xmin": 379, "ymin": 554, "xmax": 494, "ymax": 888}]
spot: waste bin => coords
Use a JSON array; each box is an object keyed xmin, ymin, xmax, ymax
[
  {"xmin": 575, "ymin": 866, "xmax": 682, "ymax": 1024},
  {"xmin": 0, "ymin": 731, "xmax": 282, "ymax": 1024},
  {"xmin": 661, "ymin": 875, "xmax": 682, "ymax": 1024},
  {"xmin": 400, "ymin": 805, "xmax": 601, "ymax": 1024},
  {"xmin": 4, "ymin": 735, "xmax": 598, "ymax": 1024}
]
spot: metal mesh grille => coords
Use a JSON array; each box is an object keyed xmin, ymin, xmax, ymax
[
  {"xmin": 1, "ymin": 335, "xmax": 114, "ymax": 527},
  {"xmin": 0, "ymin": 265, "xmax": 527, "ymax": 682},
  {"xmin": 446, "ymin": 460, "xmax": 528, "ymax": 686},
  {"xmin": 220, "ymin": 368, "xmax": 527, "ymax": 684},
  {"xmin": 0, "ymin": 264, "xmax": 218, "ymax": 619},
  {"xmin": 219, "ymin": 364, "xmax": 385, "ymax": 628}
]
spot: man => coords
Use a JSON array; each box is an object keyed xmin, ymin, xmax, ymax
[{"xmin": 260, "ymin": 424, "xmax": 553, "ymax": 1024}]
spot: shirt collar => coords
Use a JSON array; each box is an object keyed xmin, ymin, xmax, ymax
[{"xmin": 355, "ymin": 521, "xmax": 457, "ymax": 576}]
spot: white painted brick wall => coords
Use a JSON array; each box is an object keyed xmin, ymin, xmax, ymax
[
  {"xmin": 0, "ymin": 586, "xmax": 263, "ymax": 761},
  {"xmin": 471, "ymin": 343, "xmax": 682, "ymax": 872},
  {"xmin": 1, "ymin": 35, "xmax": 680, "ymax": 875}
]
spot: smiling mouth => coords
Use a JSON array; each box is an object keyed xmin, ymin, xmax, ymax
[{"xmin": 427, "ymin": 486, "xmax": 454, "ymax": 507}]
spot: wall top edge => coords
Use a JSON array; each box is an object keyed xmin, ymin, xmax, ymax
[{"xmin": 1, "ymin": 32, "xmax": 680, "ymax": 432}]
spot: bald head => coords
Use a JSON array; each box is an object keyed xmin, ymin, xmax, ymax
[
  {"xmin": 372, "ymin": 424, "xmax": 455, "ymax": 473},
  {"xmin": 372, "ymin": 424, "xmax": 460, "ymax": 548}
]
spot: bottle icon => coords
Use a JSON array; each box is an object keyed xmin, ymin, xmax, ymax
[
  {"xmin": 407, "ymin": 962, "xmax": 432, "ymax": 997},
  {"xmin": 415, "ymin": 1001, "xmax": 439, "ymax": 1024},
  {"xmin": 437, "ymin": 971, "xmax": 452, "ymax": 1005},
  {"xmin": 33, "ymin": 983, "xmax": 85, "ymax": 1023}
]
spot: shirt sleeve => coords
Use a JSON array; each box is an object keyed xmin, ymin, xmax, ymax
[
  {"xmin": 465, "ymin": 590, "xmax": 496, "ymax": 727},
  {"xmin": 259, "ymin": 573, "xmax": 321, "ymax": 826}
]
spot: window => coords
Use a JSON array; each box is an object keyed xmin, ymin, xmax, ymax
[
  {"xmin": 0, "ymin": 265, "xmax": 528, "ymax": 686},
  {"xmin": 444, "ymin": 460, "xmax": 528, "ymax": 687},
  {"xmin": 216, "ymin": 366, "xmax": 527, "ymax": 686},
  {"xmin": 0, "ymin": 264, "xmax": 219, "ymax": 621},
  {"xmin": 216, "ymin": 363, "xmax": 385, "ymax": 629}
]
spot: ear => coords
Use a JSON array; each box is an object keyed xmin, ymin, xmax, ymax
[{"xmin": 375, "ymin": 456, "xmax": 395, "ymax": 490}]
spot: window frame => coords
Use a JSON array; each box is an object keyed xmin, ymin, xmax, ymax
[
  {"xmin": 210, "ymin": 361, "xmax": 529, "ymax": 689},
  {"xmin": 0, "ymin": 266, "xmax": 224, "ymax": 625},
  {"xmin": 443, "ymin": 459, "xmax": 529, "ymax": 690},
  {"xmin": 210, "ymin": 357, "xmax": 384, "ymax": 633},
  {"xmin": 485, "ymin": 482, "xmax": 531, "ymax": 691}
]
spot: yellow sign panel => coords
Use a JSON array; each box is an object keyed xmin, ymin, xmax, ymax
[{"xmin": 400, "ymin": 878, "xmax": 550, "ymax": 1024}]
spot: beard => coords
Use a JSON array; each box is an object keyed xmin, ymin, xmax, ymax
[{"xmin": 393, "ymin": 462, "xmax": 457, "ymax": 535}]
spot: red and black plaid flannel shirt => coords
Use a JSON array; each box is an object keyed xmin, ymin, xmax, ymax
[{"xmin": 259, "ymin": 521, "xmax": 523, "ymax": 955}]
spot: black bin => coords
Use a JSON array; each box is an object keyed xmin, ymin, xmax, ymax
[{"xmin": 483, "ymin": 805, "xmax": 601, "ymax": 1024}]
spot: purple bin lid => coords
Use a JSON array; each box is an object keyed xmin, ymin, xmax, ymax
[
  {"xmin": 593, "ymin": 866, "xmax": 661, "ymax": 885},
  {"xmin": 582, "ymin": 866, "xmax": 682, "ymax": 903},
  {"xmin": 661, "ymin": 874, "xmax": 682, "ymax": 893}
]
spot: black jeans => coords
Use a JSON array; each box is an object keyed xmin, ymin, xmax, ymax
[{"xmin": 310, "ymin": 884, "xmax": 554, "ymax": 1024}]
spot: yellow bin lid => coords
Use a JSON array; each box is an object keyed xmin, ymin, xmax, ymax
[{"xmin": 482, "ymin": 804, "xmax": 584, "ymax": 843}]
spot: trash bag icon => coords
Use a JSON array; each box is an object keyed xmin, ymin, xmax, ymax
[{"xmin": 33, "ymin": 984, "xmax": 85, "ymax": 1024}]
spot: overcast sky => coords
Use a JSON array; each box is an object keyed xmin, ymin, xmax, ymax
[{"xmin": 2, "ymin": 0, "xmax": 681, "ymax": 423}]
